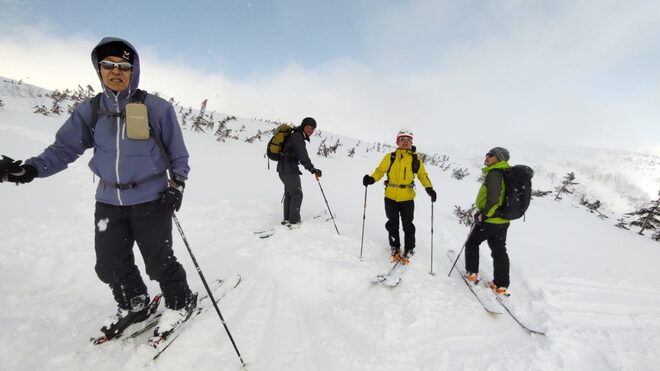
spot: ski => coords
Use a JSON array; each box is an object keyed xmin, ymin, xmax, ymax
[
  {"xmin": 254, "ymin": 210, "xmax": 329, "ymax": 239},
  {"xmin": 123, "ymin": 278, "xmax": 228, "ymax": 341},
  {"xmin": 494, "ymin": 296, "xmax": 546, "ymax": 336},
  {"xmin": 150, "ymin": 274, "xmax": 242, "ymax": 361},
  {"xmin": 90, "ymin": 294, "xmax": 163, "ymax": 345},
  {"xmin": 91, "ymin": 278, "xmax": 229, "ymax": 345},
  {"xmin": 478, "ymin": 279, "xmax": 547, "ymax": 336},
  {"xmin": 446, "ymin": 250, "xmax": 502, "ymax": 315},
  {"xmin": 372, "ymin": 259, "xmax": 405, "ymax": 287}
]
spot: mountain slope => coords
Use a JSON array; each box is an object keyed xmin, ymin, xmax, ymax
[{"xmin": 1, "ymin": 78, "xmax": 660, "ymax": 371}]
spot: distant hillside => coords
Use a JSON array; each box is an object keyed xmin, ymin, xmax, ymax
[{"xmin": 1, "ymin": 75, "xmax": 658, "ymax": 238}]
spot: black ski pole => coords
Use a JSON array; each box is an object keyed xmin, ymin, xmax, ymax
[
  {"xmin": 172, "ymin": 213, "xmax": 247, "ymax": 368},
  {"xmin": 429, "ymin": 201, "xmax": 435, "ymax": 275},
  {"xmin": 359, "ymin": 185, "xmax": 368, "ymax": 260},
  {"xmin": 447, "ymin": 222, "xmax": 476, "ymax": 277},
  {"xmin": 316, "ymin": 179, "xmax": 340, "ymax": 235}
]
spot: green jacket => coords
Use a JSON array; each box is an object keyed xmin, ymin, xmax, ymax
[{"xmin": 476, "ymin": 160, "xmax": 510, "ymax": 224}]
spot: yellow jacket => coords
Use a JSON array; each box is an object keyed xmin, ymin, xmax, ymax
[{"xmin": 370, "ymin": 149, "xmax": 433, "ymax": 202}]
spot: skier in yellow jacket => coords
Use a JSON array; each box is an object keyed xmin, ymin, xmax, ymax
[{"xmin": 363, "ymin": 129, "xmax": 436, "ymax": 264}]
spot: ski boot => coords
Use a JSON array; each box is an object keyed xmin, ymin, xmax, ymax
[
  {"xmin": 488, "ymin": 281, "xmax": 509, "ymax": 295},
  {"xmin": 149, "ymin": 292, "xmax": 198, "ymax": 346},
  {"xmin": 401, "ymin": 249, "xmax": 414, "ymax": 265},
  {"xmin": 390, "ymin": 248, "xmax": 401, "ymax": 263},
  {"xmin": 465, "ymin": 271, "xmax": 479, "ymax": 283},
  {"xmin": 94, "ymin": 294, "xmax": 151, "ymax": 343}
]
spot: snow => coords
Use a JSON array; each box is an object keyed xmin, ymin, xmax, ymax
[{"xmin": 1, "ymin": 77, "xmax": 660, "ymax": 370}]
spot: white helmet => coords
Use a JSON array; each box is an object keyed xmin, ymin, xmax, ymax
[{"xmin": 396, "ymin": 129, "xmax": 414, "ymax": 141}]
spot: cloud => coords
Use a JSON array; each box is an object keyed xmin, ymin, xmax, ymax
[
  {"xmin": 1, "ymin": 1, "xmax": 659, "ymax": 152},
  {"xmin": 0, "ymin": 27, "xmax": 99, "ymax": 90}
]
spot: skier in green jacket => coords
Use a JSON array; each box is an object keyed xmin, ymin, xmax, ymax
[{"xmin": 464, "ymin": 147, "xmax": 511, "ymax": 295}]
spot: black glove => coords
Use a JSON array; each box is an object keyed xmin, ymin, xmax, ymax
[
  {"xmin": 312, "ymin": 168, "xmax": 322, "ymax": 178},
  {"xmin": 425, "ymin": 187, "xmax": 437, "ymax": 202},
  {"xmin": 474, "ymin": 211, "xmax": 485, "ymax": 224},
  {"xmin": 363, "ymin": 175, "xmax": 375, "ymax": 186},
  {"xmin": 0, "ymin": 155, "xmax": 16, "ymax": 173},
  {"xmin": 1, "ymin": 157, "xmax": 37, "ymax": 184},
  {"xmin": 161, "ymin": 179, "xmax": 185, "ymax": 212}
]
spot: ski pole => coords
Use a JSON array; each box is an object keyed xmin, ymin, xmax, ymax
[
  {"xmin": 172, "ymin": 213, "xmax": 247, "ymax": 368},
  {"xmin": 447, "ymin": 222, "xmax": 476, "ymax": 277},
  {"xmin": 359, "ymin": 185, "xmax": 368, "ymax": 260},
  {"xmin": 429, "ymin": 201, "xmax": 435, "ymax": 276},
  {"xmin": 316, "ymin": 179, "xmax": 340, "ymax": 235}
]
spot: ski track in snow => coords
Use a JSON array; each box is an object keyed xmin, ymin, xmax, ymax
[{"xmin": 2, "ymin": 79, "xmax": 660, "ymax": 370}]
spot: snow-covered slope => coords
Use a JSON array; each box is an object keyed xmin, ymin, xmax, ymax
[{"xmin": 1, "ymin": 77, "xmax": 660, "ymax": 371}]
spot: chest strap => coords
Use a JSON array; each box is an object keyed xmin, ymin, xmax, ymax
[
  {"xmin": 384, "ymin": 181, "xmax": 415, "ymax": 189},
  {"xmin": 99, "ymin": 171, "xmax": 166, "ymax": 190}
]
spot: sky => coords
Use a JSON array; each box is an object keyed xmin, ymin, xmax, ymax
[{"xmin": 1, "ymin": 0, "xmax": 660, "ymax": 153}]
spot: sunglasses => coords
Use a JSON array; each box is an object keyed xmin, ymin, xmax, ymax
[
  {"xmin": 99, "ymin": 60, "xmax": 133, "ymax": 72},
  {"xmin": 398, "ymin": 137, "xmax": 412, "ymax": 142},
  {"xmin": 486, "ymin": 152, "xmax": 495, "ymax": 157}
]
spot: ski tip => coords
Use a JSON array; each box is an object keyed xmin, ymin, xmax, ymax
[
  {"xmin": 383, "ymin": 278, "xmax": 401, "ymax": 287},
  {"xmin": 233, "ymin": 274, "xmax": 242, "ymax": 287},
  {"xmin": 91, "ymin": 336, "xmax": 109, "ymax": 345}
]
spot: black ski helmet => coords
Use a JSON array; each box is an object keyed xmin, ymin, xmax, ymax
[{"xmin": 301, "ymin": 117, "xmax": 317, "ymax": 130}]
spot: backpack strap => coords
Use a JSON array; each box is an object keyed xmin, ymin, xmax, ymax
[
  {"xmin": 386, "ymin": 152, "xmax": 397, "ymax": 175},
  {"xmin": 411, "ymin": 153, "xmax": 419, "ymax": 174},
  {"xmin": 383, "ymin": 152, "xmax": 399, "ymax": 187},
  {"xmin": 89, "ymin": 93, "xmax": 102, "ymax": 135},
  {"xmin": 485, "ymin": 168, "xmax": 506, "ymax": 217},
  {"xmin": 279, "ymin": 127, "xmax": 299, "ymax": 161},
  {"xmin": 89, "ymin": 89, "xmax": 174, "ymax": 185},
  {"xmin": 89, "ymin": 89, "xmax": 148, "ymax": 133},
  {"xmin": 98, "ymin": 171, "xmax": 167, "ymax": 190},
  {"xmin": 386, "ymin": 151, "xmax": 420, "ymax": 178}
]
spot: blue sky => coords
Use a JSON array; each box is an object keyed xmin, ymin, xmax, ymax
[
  {"xmin": 2, "ymin": 0, "xmax": 370, "ymax": 78},
  {"xmin": 1, "ymin": 0, "xmax": 659, "ymax": 153}
]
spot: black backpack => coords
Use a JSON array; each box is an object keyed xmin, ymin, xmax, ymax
[{"xmin": 493, "ymin": 165, "xmax": 534, "ymax": 220}]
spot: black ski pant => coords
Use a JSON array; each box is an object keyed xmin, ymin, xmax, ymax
[
  {"xmin": 279, "ymin": 172, "xmax": 303, "ymax": 224},
  {"xmin": 384, "ymin": 197, "xmax": 415, "ymax": 252},
  {"xmin": 464, "ymin": 222, "xmax": 510, "ymax": 288},
  {"xmin": 94, "ymin": 200, "xmax": 192, "ymax": 310}
]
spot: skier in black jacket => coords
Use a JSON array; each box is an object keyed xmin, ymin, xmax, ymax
[{"xmin": 276, "ymin": 117, "xmax": 322, "ymax": 225}]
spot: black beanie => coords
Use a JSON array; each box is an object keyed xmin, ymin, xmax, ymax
[
  {"xmin": 301, "ymin": 117, "xmax": 317, "ymax": 129},
  {"xmin": 96, "ymin": 41, "xmax": 134, "ymax": 63}
]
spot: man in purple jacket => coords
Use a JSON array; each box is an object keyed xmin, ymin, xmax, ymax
[{"xmin": 1, "ymin": 37, "xmax": 196, "ymax": 341}]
